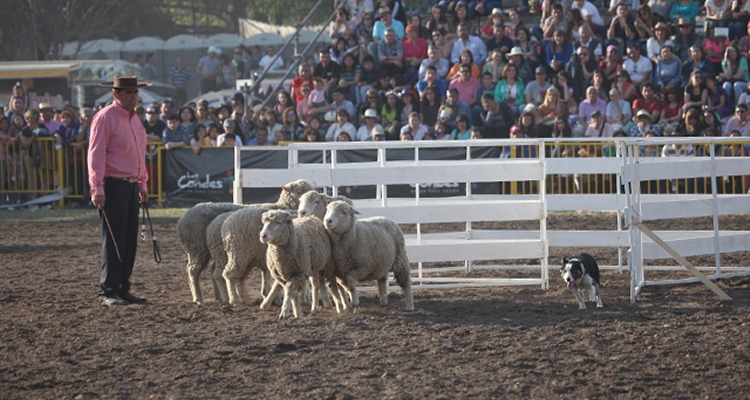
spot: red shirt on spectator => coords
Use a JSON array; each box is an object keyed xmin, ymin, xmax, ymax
[{"xmin": 403, "ymin": 37, "xmax": 428, "ymax": 64}]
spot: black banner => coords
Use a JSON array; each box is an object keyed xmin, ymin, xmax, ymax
[{"xmin": 163, "ymin": 146, "xmax": 502, "ymax": 206}]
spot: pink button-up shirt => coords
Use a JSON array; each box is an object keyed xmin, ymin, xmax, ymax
[{"xmin": 88, "ymin": 102, "xmax": 149, "ymax": 197}]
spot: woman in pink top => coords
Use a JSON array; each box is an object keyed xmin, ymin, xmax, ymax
[{"xmin": 704, "ymin": 26, "xmax": 730, "ymax": 72}]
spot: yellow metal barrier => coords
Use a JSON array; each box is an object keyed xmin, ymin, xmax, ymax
[{"xmin": 0, "ymin": 138, "xmax": 746, "ymax": 208}]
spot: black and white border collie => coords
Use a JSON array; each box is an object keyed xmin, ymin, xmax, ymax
[{"xmin": 561, "ymin": 253, "xmax": 603, "ymax": 309}]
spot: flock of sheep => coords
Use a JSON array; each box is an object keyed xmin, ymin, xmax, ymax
[{"xmin": 176, "ymin": 179, "xmax": 415, "ymax": 318}]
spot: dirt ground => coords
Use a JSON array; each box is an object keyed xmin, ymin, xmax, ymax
[{"xmin": 1, "ymin": 212, "xmax": 750, "ymax": 399}]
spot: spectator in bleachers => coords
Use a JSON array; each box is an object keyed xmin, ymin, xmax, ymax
[
  {"xmin": 632, "ymin": 82, "xmax": 663, "ymax": 125},
  {"xmin": 313, "ymin": 49, "xmax": 341, "ymax": 102},
  {"xmin": 217, "ymin": 119, "xmax": 243, "ymax": 146},
  {"xmin": 483, "ymin": 23, "xmax": 511, "ymax": 61},
  {"xmin": 683, "ymin": 70, "xmax": 709, "ymax": 112},
  {"xmin": 481, "ymin": 49, "xmax": 504, "ymax": 83},
  {"xmin": 331, "ymin": 6, "xmax": 356, "ymax": 39},
  {"xmin": 159, "ymin": 99, "xmax": 174, "ymax": 123},
  {"xmin": 142, "ymin": 53, "xmax": 158, "ymax": 81},
  {"xmin": 537, "ymin": 86, "xmax": 566, "ymax": 134},
  {"xmin": 705, "ymin": 0, "xmax": 731, "ymax": 32},
  {"xmin": 378, "ymin": 27, "xmax": 404, "ymax": 78},
  {"xmin": 291, "ymin": 64, "xmax": 315, "ymax": 105},
  {"xmin": 373, "ymin": 6, "xmax": 404, "ymax": 42},
  {"xmin": 516, "ymin": 111, "xmax": 541, "ymax": 138},
  {"xmin": 575, "ymin": 24, "xmax": 603, "ymax": 61},
  {"xmin": 659, "ymin": 85, "xmax": 685, "ymax": 128},
  {"xmin": 705, "ymin": 75, "xmax": 733, "ymax": 119},
  {"xmin": 584, "ymin": 110, "xmax": 614, "ymax": 137},
  {"xmin": 429, "ymin": 28, "xmax": 454, "ymax": 61},
  {"xmin": 545, "ymin": 29, "xmax": 575, "ymax": 76},
  {"xmin": 722, "ymin": 103, "xmax": 750, "ymax": 136},
  {"xmin": 419, "ymin": 45, "xmax": 450, "ymax": 81},
  {"xmin": 420, "ymin": 86, "xmax": 443, "ymax": 128},
  {"xmin": 325, "ymin": 109, "xmax": 358, "ymax": 141},
  {"xmin": 513, "ymin": 26, "xmax": 539, "ymax": 68},
  {"xmin": 444, "ymin": 87, "xmax": 474, "ymax": 125},
  {"xmin": 329, "ymin": 86, "xmax": 358, "ymax": 126},
  {"xmin": 403, "ymin": 23, "xmax": 428, "ymax": 86},
  {"xmin": 647, "ymin": 22, "xmax": 673, "ymax": 64},
  {"xmin": 399, "ymin": 88, "xmax": 419, "ymax": 127},
  {"xmin": 673, "ymin": 18, "xmax": 701, "ymax": 62},
  {"xmin": 494, "ymin": 63, "xmax": 525, "ymax": 120},
  {"xmin": 478, "ymin": 91, "xmax": 512, "ymax": 138},
  {"xmin": 566, "ymin": 44, "xmax": 596, "ymax": 102},
  {"xmin": 623, "ymin": 44, "xmax": 652, "ymax": 87},
  {"xmin": 162, "ymin": 114, "xmax": 190, "ymax": 150},
  {"xmin": 231, "ymin": 48, "xmax": 245, "ymax": 81},
  {"xmin": 613, "ymin": 69, "xmax": 636, "ymax": 102},
  {"xmin": 426, "ymin": 5, "xmax": 454, "ymax": 41},
  {"xmin": 409, "ymin": 13, "xmax": 431, "ymax": 40},
  {"xmin": 649, "ymin": 0, "xmax": 674, "ymax": 23},
  {"xmin": 330, "ymin": 36, "xmax": 347, "ymax": 65},
  {"xmin": 281, "ymin": 108, "xmax": 305, "ymax": 142},
  {"xmin": 448, "ymin": 49, "xmax": 481, "ymax": 82},
  {"xmin": 702, "ymin": 108, "xmax": 723, "ymax": 137},
  {"xmin": 670, "ymin": 0, "xmax": 700, "ymax": 22},
  {"xmin": 577, "ymin": 86, "xmax": 607, "ymax": 135},
  {"xmin": 382, "ymin": 90, "xmax": 401, "ymax": 138},
  {"xmin": 591, "ymin": 69, "xmax": 611, "ymax": 104},
  {"xmin": 259, "ymin": 46, "xmax": 284, "ymax": 71},
  {"xmin": 630, "ymin": 109, "xmax": 659, "ymax": 137},
  {"xmin": 730, "ymin": 3, "xmax": 750, "ymax": 40},
  {"xmin": 263, "ymin": 110, "xmax": 284, "ymax": 144},
  {"xmin": 600, "ymin": 45, "xmax": 623, "ymax": 85},
  {"xmin": 720, "ymin": 44, "xmax": 749, "ymax": 103},
  {"xmin": 450, "ymin": 62, "xmax": 482, "ymax": 107},
  {"xmin": 606, "ymin": 88, "xmax": 632, "ymax": 132},
  {"xmin": 339, "ymin": 53, "xmax": 362, "ymax": 105},
  {"xmin": 536, "ymin": 3, "xmax": 568, "ymax": 42},
  {"xmin": 634, "ymin": 4, "xmax": 656, "ymax": 41},
  {"xmin": 479, "ymin": 7, "xmax": 504, "ymax": 41},
  {"xmin": 676, "ymin": 107, "xmax": 705, "ymax": 136},
  {"xmin": 190, "ymin": 124, "xmax": 209, "ymax": 154},
  {"xmin": 356, "ymin": 109, "xmax": 385, "ymax": 140},
  {"xmin": 607, "ymin": 2, "xmax": 639, "ymax": 53},
  {"xmin": 683, "ymin": 45, "xmax": 715, "ymax": 84},
  {"xmin": 453, "ymin": 22, "xmax": 487, "ymax": 67},
  {"xmin": 704, "ymin": 26, "xmax": 730, "ymax": 73},
  {"xmin": 451, "ymin": 113, "xmax": 473, "ymax": 139},
  {"xmin": 247, "ymin": 125, "xmax": 271, "ymax": 145},
  {"xmin": 417, "ymin": 65, "xmax": 448, "ymax": 98},
  {"xmin": 524, "ymin": 67, "xmax": 552, "ymax": 106},
  {"xmin": 400, "ymin": 111, "xmax": 431, "ymax": 140},
  {"xmin": 655, "ymin": 45, "xmax": 683, "ymax": 92},
  {"xmin": 571, "ymin": 0, "xmax": 604, "ymax": 35},
  {"xmin": 452, "ymin": 2, "xmax": 478, "ymax": 37},
  {"xmin": 179, "ymin": 106, "xmax": 198, "ymax": 139},
  {"xmin": 53, "ymin": 109, "xmax": 81, "ymax": 147}
]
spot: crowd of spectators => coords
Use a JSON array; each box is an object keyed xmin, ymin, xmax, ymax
[{"xmin": 4, "ymin": 0, "xmax": 750, "ymax": 205}]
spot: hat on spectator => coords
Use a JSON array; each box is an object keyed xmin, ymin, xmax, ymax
[
  {"xmin": 372, "ymin": 125, "xmax": 385, "ymax": 138},
  {"xmin": 233, "ymin": 92, "xmax": 244, "ymax": 101},
  {"xmin": 535, "ymin": 66, "xmax": 546, "ymax": 74},
  {"xmin": 606, "ymin": 44, "xmax": 618, "ymax": 54},
  {"xmin": 677, "ymin": 18, "xmax": 691, "ymax": 26},
  {"xmin": 145, "ymin": 106, "xmax": 158, "ymax": 114},
  {"xmin": 223, "ymin": 119, "xmax": 236, "ymax": 129},
  {"xmin": 636, "ymin": 109, "xmax": 650, "ymax": 118},
  {"xmin": 208, "ymin": 46, "xmax": 218, "ymax": 54},
  {"xmin": 491, "ymin": 7, "xmax": 503, "ymax": 16},
  {"xmin": 510, "ymin": 125, "xmax": 523, "ymax": 135},
  {"xmin": 378, "ymin": 6, "xmax": 391, "ymax": 14},
  {"xmin": 364, "ymin": 109, "xmax": 378, "ymax": 119},
  {"xmin": 401, "ymin": 88, "xmax": 417, "ymax": 100},
  {"xmin": 98, "ymin": 75, "xmax": 152, "ymax": 89},
  {"xmin": 406, "ymin": 24, "xmax": 419, "ymax": 33},
  {"xmin": 38, "ymin": 102, "xmax": 52, "ymax": 110},
  {"xmin": 324, "ymin": 110, "xmax": 337, "ymax": 122},
  {"xmin": 506, "ymin": 46, "xmax": 525, "ymax": 59}
]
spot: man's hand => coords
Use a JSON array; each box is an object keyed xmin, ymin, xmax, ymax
[
  {"xmin": 139, "ymin": 191, "xmax": 149, "ymax": 204},
  {"xmin": 92, "ymin": 195, "xmax": 105, "ymax": 209}
]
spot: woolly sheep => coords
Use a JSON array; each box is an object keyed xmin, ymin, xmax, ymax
[
  {"xmin": 259, "ymin": 210, "xmax": 334, "ymax": 318},
  {"xmin": 297, "ymin": 191, "xmax": 352, "ymax": 219},
  {"xmin": 323, "ymin": 200, "xmax": 414, "ymax": 312},
  {"xmin": 176, "ymin": 179, "xmax": 315, "ymax": 304}
]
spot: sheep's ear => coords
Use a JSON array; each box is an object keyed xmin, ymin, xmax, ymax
[
  {"xmin": 285, "ymin": 213, "xmax": 296, "ymax": 222},
  {"xmin": 351, "ymin": 207, "xmax": 360, "ymax": 215},
  {"xmin": 282, "ymin": 185, "xmax": 291, "ymax": 192}
]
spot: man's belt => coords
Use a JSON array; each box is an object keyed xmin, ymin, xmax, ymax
[{"xmin": 106, "ymin": 177, "xmax": 139, "ymax": 183}]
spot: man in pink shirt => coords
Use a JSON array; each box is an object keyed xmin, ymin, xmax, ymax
[
  {"xmin": 88, "ymin": 76, "xmax": 151, "ymax": 307},
  {"xmin": 449, "ymin": 63, "xmax": 482, "ymax": 106}
]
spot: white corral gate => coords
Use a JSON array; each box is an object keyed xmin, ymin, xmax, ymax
[
  {"xmin": 234, "ymin": 137, "xmax": 750, "ymax": 299},
  {"xmin": 621, "ymin": 136, "xmax": 750, "ymax": 302}
]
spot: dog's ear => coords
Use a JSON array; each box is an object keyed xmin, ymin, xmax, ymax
[{"xmin": 562, "ymin": 256, "xmax": 569, "ymax": 265}]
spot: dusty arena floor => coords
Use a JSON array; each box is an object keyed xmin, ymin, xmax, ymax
[{"xmin": 1, "ymin": 211, "xmax": 750, "ymax": 399}]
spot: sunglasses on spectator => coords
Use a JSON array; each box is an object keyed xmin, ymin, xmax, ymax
[{"xmin": 286, "ymin": 113, "xmax": 296, "ymax": 117}]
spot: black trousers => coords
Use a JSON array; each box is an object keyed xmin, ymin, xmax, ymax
[{"xmin": 98, "ymin": 179, "xmax": 140, "ymax": 297}]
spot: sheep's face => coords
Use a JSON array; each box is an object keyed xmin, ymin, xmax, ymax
[
  {"xmin": 283, "ymin": 179, "xmax": 315, "ymax": 199},
  {"xmin": 260, "ymin": 211, "xmax": 295, "ymax": 245},
  {"xmin": 324, "ymin": 201, "xmax": 358, "ymax": 233},
  {"xmin": 298, "ymin": 192, "xmax": 325, "ymax": 218}
]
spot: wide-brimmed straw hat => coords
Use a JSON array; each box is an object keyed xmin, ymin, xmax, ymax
[
  {"xmin": 506, "ymin": 46, "xmax": 525, "ymax": 59},
  {"xmin": 99, "ymin": 75, "xmax": 152, "ymax": 89}
]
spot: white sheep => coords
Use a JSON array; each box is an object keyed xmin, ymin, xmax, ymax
[
  {"xmin": 176, "ymin": 179, "xmax": 314, "ymax": 304},
  {"xmin": 323, "ymin": 200, "xmax": 414, "ymax": 312},
  {"xmin": 259, "ymin": 210, "xmax": 334, "ymax": 319}
]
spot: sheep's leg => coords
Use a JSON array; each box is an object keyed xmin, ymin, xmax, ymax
[
  {"xmin": 325, "ymin": 279, "xmax": 346, "ymax": 313},
  {"xmin": 393, "ymin": 258, "xmax": 414, "ymax": 311},
  {"xmin": 377, "ymin": 277, "xmax": 389, "ymax": 306},
  {"xmin": 279, "ymin": 283, "xmax": 292, "ymax": 319},
  {"xmin": 222, "ymin": 264, "xmax": 242, "ymax": 306},
  {"xmin": 288, "ymin": 275, "xmax": 307, "ymax": 319},
  {"xmin": 187, "ymin": 253, "xmax": 209, "ymax": 305},
  {"xmin": 260, "ymin": 280, "xmax": 283, "ymax": 310},
  {"xmin": 300, "ymin": 281, "xmax": 312, "ymax": 305},
  {"xmin": 315, "ymin": 272, "xmax": 333, "ymax": 309},
  {"xmin": 344, "ymin": 275, "xmax": 360, "ymax": 312},
  {"xmin": 238, "ymin": 278, "xmax": 252, "ymax": 305},
  {"xmin": 211, "ymin": 264, "xmax": 229, "ymax": 304}
]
